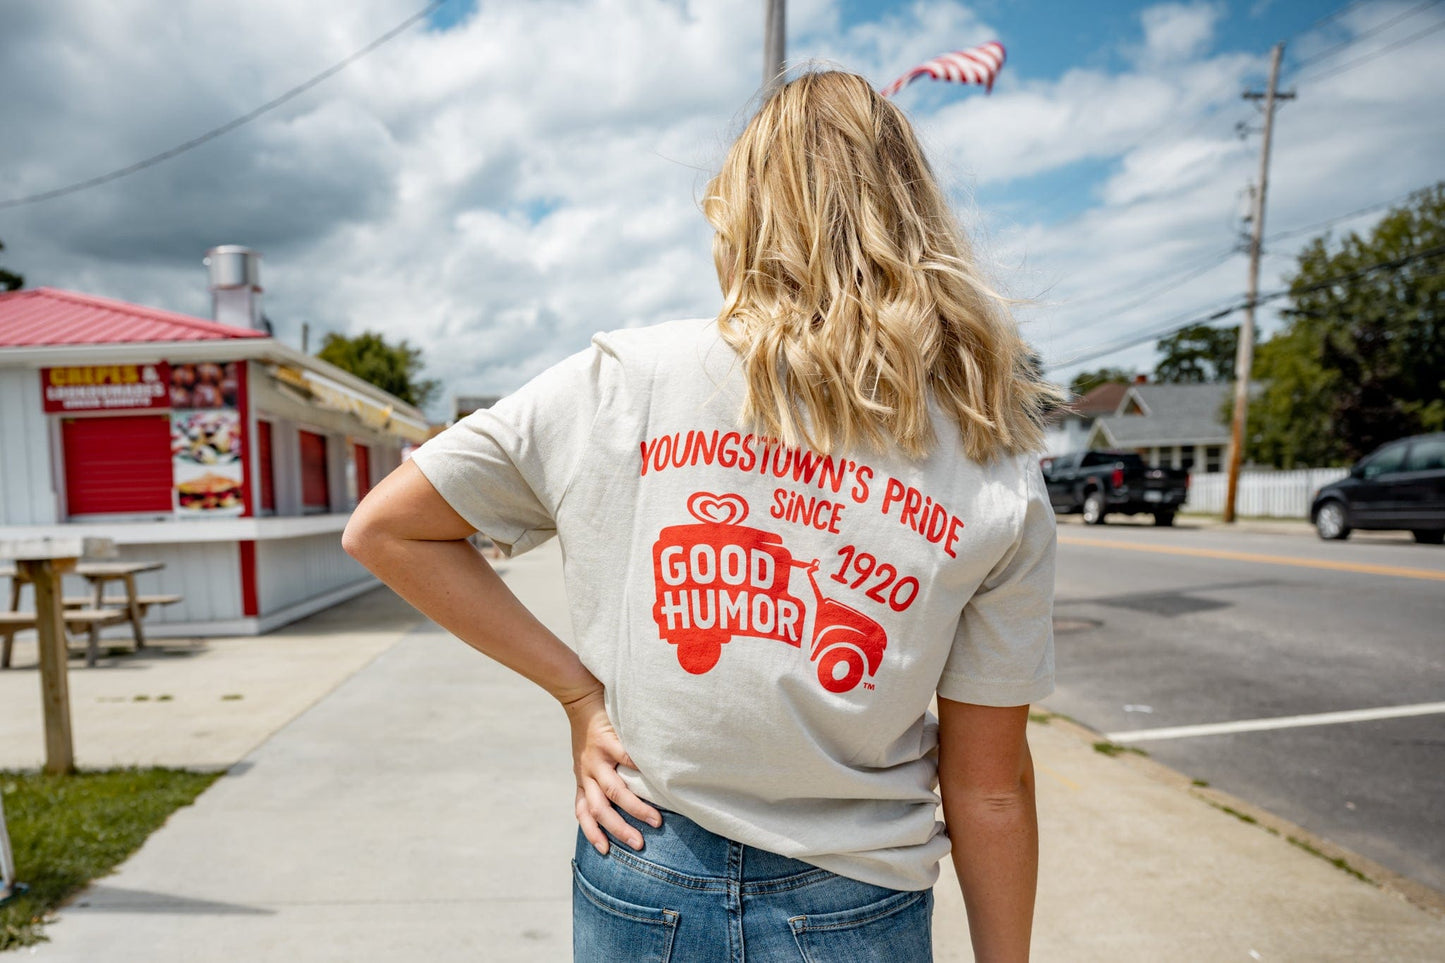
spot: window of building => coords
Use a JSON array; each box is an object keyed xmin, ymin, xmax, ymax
[
  {"xmin": 257, "ymin": 420, "xmax": 276, "ymax": 513},
  {"xmin": 299, "ymin": 429, "xmax": 330, "ymax": 512},
  {"xmin": 1180, "ymin": 445, "xmax": 1196, "ymax": 471},
  {"xmin": 62, "ymin": 414, "xmax": 173, "ymax": 516},
  {"xmin": 1205, "ymin": 445, "xmax": 1224, "ymax": 472}
]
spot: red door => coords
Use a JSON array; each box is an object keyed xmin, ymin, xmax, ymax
[
  {"xmin": 257, "ymin": 420, "xmax": 276, "ymax": 512},
  {"xmin": 299, "ymin": 430, "xmax": 330, "ymax": 511},
  {"xmin": 62, "ymin": 415, "xmax": 173, "ymax": 515},
  {"xmin": 353, "ymin": 443, "xmax": 372, "ymax": 501}
]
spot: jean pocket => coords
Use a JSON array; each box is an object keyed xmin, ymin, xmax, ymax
[
  {"xmin": 572, "ymin": 860, "xmax": 680, "ymax": 963},
  {"xmin": 788, "ymin": 887, "xmax": 933, "ymax": 963}
]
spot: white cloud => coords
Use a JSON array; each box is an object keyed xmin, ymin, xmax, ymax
[{"xmin": 1132, "ymin": 2, "xmax": 1224, "ymax": 68}]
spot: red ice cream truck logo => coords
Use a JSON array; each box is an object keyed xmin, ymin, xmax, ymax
[{"xmin": 650, "ymin": 492, "xmax": 888, "ymax": 693}]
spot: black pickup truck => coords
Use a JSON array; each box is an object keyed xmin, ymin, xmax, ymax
[{"xmin": 1040, "ymin": 450, "xmax": 1190, "ymax": 526}]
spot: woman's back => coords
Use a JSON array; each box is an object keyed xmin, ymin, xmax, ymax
[{"xmin": 412, "ymin": 314, "xmax": 1055, "ymax": 890}]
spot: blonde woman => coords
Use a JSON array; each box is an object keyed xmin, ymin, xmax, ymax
[{"xmin": 346, "ymin": 70, "xmax": 1057, "ymax": 963}]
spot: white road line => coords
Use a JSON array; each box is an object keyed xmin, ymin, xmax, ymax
[{"xmin": 1105, "ymin": 701, "xmax": 1445, "ymax": 744}]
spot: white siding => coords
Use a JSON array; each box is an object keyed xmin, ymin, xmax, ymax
[
  {"xmin": 1187, "ymin": 468, "xmax": 1351, "ymax": 518},
  {"xmin": 5, "ymin": 533, "xmax": 369, "ymax": 636},
  {"xmin": 0, "ymin": 368, "xmax": 58, "ymax": 525},
  {"xmin": 256, "ymin": 532, "xmax": 371, "ymax": 614}
]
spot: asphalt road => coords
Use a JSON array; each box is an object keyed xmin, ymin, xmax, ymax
[{"xmin": 1044, "ymin": 515, "xmax": 1445, "ymax": 896}]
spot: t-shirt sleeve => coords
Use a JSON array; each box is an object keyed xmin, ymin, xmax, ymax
[
  {"xmin": 408, "ymin": 340, "xmax": 616, "ymax": 557},
  {"xmin": 936, "ymin": 457, "xmax": 1057, "ymax": 706}
]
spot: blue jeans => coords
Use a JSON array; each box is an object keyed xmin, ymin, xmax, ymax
[{"xmin": 572, "ymin": 804, "xmax": 934, "ymax": 962}]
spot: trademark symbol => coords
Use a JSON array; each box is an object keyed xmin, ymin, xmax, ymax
[{"xmin": 862, "ymin": 682, "xmax": 875, "ymax": 691}]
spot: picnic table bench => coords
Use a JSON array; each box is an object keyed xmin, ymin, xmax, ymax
[
  {"xmin": 2, "ymin": 560, "xmax": 181, "ymax": 667},
  {"xmin": 0, "ymin": 608, "xmax": 128, "ymax": 668}
]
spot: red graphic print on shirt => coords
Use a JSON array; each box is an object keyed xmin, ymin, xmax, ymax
[{"xmin": 651, "ymin": 491, "xmax": 888, "ymax": 693}]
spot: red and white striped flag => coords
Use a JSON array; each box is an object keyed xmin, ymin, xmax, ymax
[{"xmin": 879, "ymin": 41, "xmax": 1007, "ymax": 98}]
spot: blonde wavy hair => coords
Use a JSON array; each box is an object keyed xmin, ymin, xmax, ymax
[{"xmin": 704, "ymin": 69, "xmax": 1058, "ymax": 462}]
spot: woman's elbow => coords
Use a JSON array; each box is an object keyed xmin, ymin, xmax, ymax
[
  {"xmin": 342, "ymin": 495, "xmax": 388, "ymax": 566},
  {"xmin": 340, "ymin": 516, "xmax": 366, "ymax": 562},
  {"xmin": 963, "ymin": 782, "xmax": 1034, "ymax": 814},
  {"xmin": 939, "ymin": 741, "xmax": 1037, "ymax": 811},
  {"xmin": 341, "ymin": 519, "xmax": 369, "ymax": 565}
]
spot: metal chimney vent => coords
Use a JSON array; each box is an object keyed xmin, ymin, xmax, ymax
[{"xmin": 204, "ymin": 245, "xmax": 264, "ymax": 330}]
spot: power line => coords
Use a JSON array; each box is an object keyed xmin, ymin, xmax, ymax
[
  {"xmin": 1286, "ymin": 0, "xmax": 1442, "ymax": 76},
  {"xmin": 1059, "ymin": 182, "xmax": 1440, "ymax": 342},
  {"xmin": 1266, "ymin": 181, "xmax": 1442, "ymax": 242},
  {"xmin": 1049, "ymin": 301, "xmax": 1239, "ymax": 370},
  {"xmin": 1301, "ymin": 0, "xmax": 1373, "ymax": 35},
  {"xmin": 1059, "ymin": 246, "xmax": 1239, "ymax": 310},
  {"xmin": 1049, "ymin": 241, "xmax": 1445, "ymax": 369},
  {"xmin": 1045, "ymin": 248, "xmax": 1242, "ymax": 344},
  {"xmin": 1063, "ymin": 179, "xmax": 1438, "ymax": 324},
  {"xmin": 1292, "ymin": 12, "xmax": 1445, "ymax": 83},
  {"xmin": 0, "ymin": 0, "xmax": 445, "ymax": 211}
]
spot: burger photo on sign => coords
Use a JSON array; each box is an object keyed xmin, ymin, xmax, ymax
[{"xmin": 173, "ymin": 462, "xmax": 245, "ymax": 514}]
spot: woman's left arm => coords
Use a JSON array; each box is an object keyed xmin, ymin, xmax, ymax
[
  {"xmin": 937, "ymin": 698, "xmax": 1037, "ymax": 963},
  {"xmin": 342, "ymin": 460, "xmax": 660, "ymax": 854}
]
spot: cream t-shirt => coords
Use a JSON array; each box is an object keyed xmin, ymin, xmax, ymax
[{"xmin": 410, "ymin": 317, "xmax": 1056, "ymax": 891}]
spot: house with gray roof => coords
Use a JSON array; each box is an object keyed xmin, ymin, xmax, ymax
[
  {"xmin": 1043, "ymin": 379, "xmax": 1136, "ymax": 456},
  {"xmin": 1086, "ymin": 381, "xmax": 1233, "ymax": 472}
]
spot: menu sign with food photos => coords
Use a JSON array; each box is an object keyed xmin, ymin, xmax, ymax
[
  {"xmin": 41, "ymin": 363, "xmax": 171, "ymax": 412},
  {"xmin": 170, "ymin": 362, "xmax": 247, "ymax": 517}
]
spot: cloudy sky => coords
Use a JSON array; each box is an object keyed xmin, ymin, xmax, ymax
[{"xmin": 2, "ymin": 0, "xmax": 1442, "ymax": 415}]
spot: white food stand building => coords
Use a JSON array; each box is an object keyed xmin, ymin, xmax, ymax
[{"xmin": 0, "ymin": 248, "xmax": 430, "ymax": 636}]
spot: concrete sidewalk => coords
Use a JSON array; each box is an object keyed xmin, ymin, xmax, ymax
[{"xmin": 6, "ymin": 541, "xmax": 1443, "ymax": 961}]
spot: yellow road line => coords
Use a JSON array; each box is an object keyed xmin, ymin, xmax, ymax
[{"xmin": 1057, "ymin": 536, "xmax": 1445, "ymax": 582}]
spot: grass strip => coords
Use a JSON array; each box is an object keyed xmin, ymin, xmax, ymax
[
  {"xmin": 1092, "ymin": 740, "xmax": 1148, "ymax": 757},
  {"xmin": 1198, "ymin": 797, "xmax": 1375, "ymax": 886},
  {"xmin": 1, "ymin": 768, "xmax": 221, "ymax": 951}
]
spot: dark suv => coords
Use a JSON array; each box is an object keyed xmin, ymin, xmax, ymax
[{"xmin": 1310, "ymin": 433, "xmax": 1445, "ymax": 543}]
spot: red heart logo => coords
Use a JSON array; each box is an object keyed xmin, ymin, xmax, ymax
[{"xmin": 687, "ymin": 492, "xmax": 749, "ymax": 526}]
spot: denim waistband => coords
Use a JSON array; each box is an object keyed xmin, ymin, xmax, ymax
[{"xmin": 597, "ymin": 803, "xmax": 836, "ymax": 892}]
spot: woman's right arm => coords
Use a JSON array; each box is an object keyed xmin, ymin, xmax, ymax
[{"xmin": 937, "ymin": 697, "xmax": 1038, "ymax": 963}]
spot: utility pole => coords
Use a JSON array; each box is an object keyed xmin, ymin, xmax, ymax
[
  {"xmin": 764, "ymin": 0, "xmax": 785, "ymax": 93},
  {"xmin": 1223, "ymin": 42, "xmax": 1293, "ymax": 523}
]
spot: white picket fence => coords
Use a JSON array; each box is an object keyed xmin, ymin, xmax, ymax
[{"xmin": 1186, "ymin": 468, "xmax": 1350, "ymax": 518}]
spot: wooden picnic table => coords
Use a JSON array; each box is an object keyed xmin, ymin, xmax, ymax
[
  {"xmin": 3, "ymin": 559, "xmax": 172, "ymax": 668},
  {"xmin": 72, "ymin": 560, "xmax": 166, "ymax": 657}
]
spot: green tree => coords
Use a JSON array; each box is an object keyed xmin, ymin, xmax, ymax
[
  {"xmin": 1245, "ymin": 183, "xmax": 1445, "ymax": 467},
  {"xmin": 1241, "ymin": 316, "xmax": 1341, "ymax": 469},
  {"xmin": 0, "ymin": 238, "xmax": 23, "ymax": 291},
  {"xmin": 1069, "ymin": 367, "xmax": 1135, "ymax": 399},
  {"xmin": 1154, "ymin": 323, "xmax": 1237, "ymax": 383},
  {"xmin": 316, "ymin": 330, "xmax": 441, "ymax": 410}
]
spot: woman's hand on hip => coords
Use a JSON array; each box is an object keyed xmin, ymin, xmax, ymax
[{"xmin": 563, "ymin": 686, "xmax": 661, "ymax": 855}]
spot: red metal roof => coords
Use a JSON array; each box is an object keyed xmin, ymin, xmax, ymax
[{"xmin": 0, "ymin": 287, "xmax": 267, "ymax": 347}]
